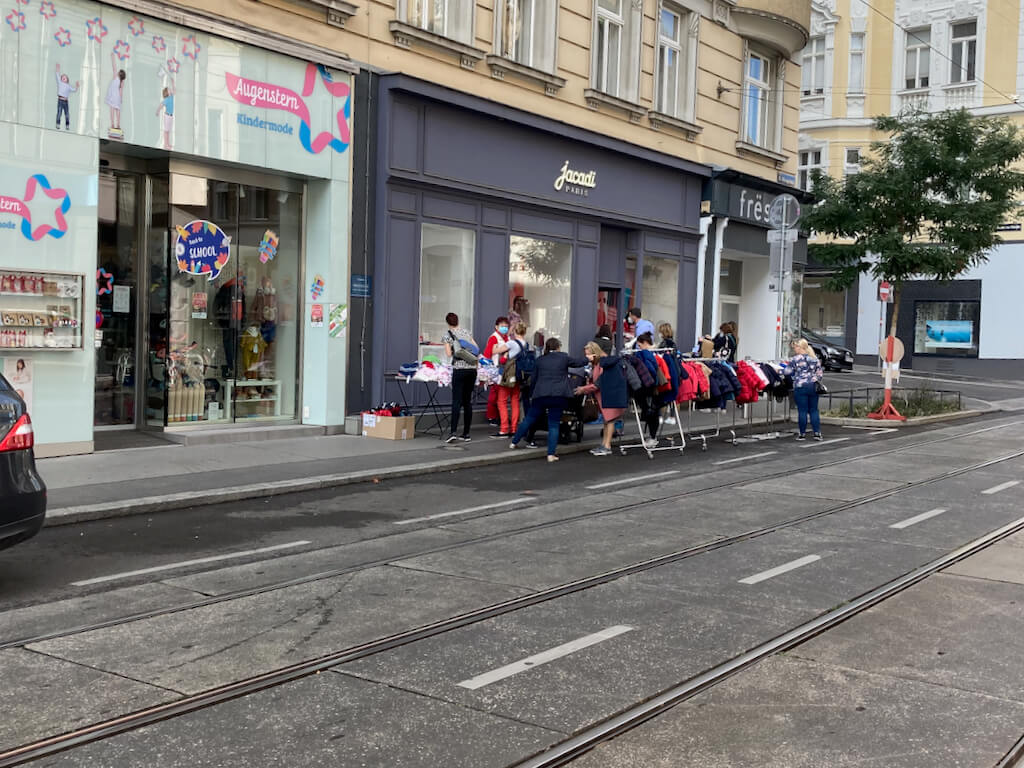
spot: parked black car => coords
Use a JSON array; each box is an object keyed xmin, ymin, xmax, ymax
[
  {"xmin": 801, "ymin": 329, "xmax": 854, "ymax": 372},
  {"xmin": 0, "ymin": 372, "xmax": 46, "ymax": 551}
]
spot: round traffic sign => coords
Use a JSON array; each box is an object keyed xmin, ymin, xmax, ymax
[
  {"xmin": 769, "ymin": 194, "xmax": 801, "ymax": 229},
  {"xmin": 878, "ymin": 335, "xmax": 905, "ymax": 362}
]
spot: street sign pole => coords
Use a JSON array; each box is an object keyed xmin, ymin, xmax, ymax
[
  {"xmin": 768, "ymin": 194, "xmax": 800, "ymax": 360},
  {"xmin": 869, "ymin": 334, "xmax": 907, "ymax": 421}
]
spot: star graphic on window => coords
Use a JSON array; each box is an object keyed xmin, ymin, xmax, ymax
[
  {"xmin": 38, "ymin": 1, "xmax": 56, "ymax": 19},
  {"xmin": 298, "ymin": 64, "xmax": 352, "ymax": 154},
  {"xmin": 128, "ymin": 15, "xmax": 143, "ymax": 36},
  {"xmin": 113, "ymin": 39, "xmax": 130, "ymax": 60},
  {"xmin": 96, "ymin": 269, "xmax": 113, "ymax": 296},
  {"xmin": 86, "ymin": 16, "xmax": 106, "ymax": 42},
  {"xmin": 53, "ymin": 26, "xmax": 70, "ymax": 46},
  {"xmin": 166, "ymin": 57, "xmax": 180, "ymax": 73},
  {"xmin": 20, "ymin": 174, "xmax": 71, "ymax": 241},
  {"xmin": 182, "ymin": 34, "xmax": 200, "ymax": 60},
  {"xmin": 151, "ymin": 35, "xmax": 165, "ymax": 53},
  {"xmin": 5, "ymin": 10, "xmax": 25, "ymax": 31}
]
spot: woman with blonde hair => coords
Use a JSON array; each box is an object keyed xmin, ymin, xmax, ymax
[
  {"xmin": 575, "ymin": 341, "xmax": 628, "ymax": 456},
  {"xmin": 787, "ymin": 337, "xmax": 823, "ymax": 441}
]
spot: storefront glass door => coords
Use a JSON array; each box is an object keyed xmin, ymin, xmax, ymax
[
  {"xmin": 94, "ymin": 171, "xmax": 141, "ymax": 427},
  {"xmin": 596, "ymin": 287, "xmax": 620, "ymax": 348},
  {"xmin": 165, "ymin": 174, "xmax": 301, "ymax": 425}
]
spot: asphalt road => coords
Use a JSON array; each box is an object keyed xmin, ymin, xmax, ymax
[{"xmin": 2, "ymin": 412, "xmax": 1024, "ymax": 767}]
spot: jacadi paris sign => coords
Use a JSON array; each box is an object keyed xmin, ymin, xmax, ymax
[{"xmin": 553, "ymin": 161, "xmax": 597, "ymax": 197}]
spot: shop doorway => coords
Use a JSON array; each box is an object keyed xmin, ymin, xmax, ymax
[
  {"xmin": 596, "ymin": 287, "xmax": 620, "ymax": 349},
  {"xmin": 94, "ymin": 170, "xmax": 143, "ymax": 428}
]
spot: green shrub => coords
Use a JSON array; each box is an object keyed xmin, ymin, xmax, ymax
[{"xmin": 822, "ymin": 388, "xmax": 962, "ymax": 418}]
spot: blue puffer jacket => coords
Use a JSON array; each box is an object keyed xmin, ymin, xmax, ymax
[{"xmin": 596, "ymin": 356, "xmax": 628, "ymax": 409}]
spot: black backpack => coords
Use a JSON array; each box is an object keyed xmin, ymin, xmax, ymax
[{"xmin": 515, "ymin": 341, "xmax": 537, "ymax": 390}]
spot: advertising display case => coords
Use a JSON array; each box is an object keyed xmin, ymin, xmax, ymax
[{"xmin": 0, "ymin": 269, "xmax": 84, "ymax": 350}]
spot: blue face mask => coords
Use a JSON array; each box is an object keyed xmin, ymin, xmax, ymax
[{"xmin": 498, "ymin": 326, "xmax": 509, "ymax": 334}]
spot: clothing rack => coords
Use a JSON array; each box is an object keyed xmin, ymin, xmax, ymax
[
  {"xmin": 727, "ymin": 358, "xmax": 793, "ymax": 444},
  {"xmin": 676, "ymin": 356, "xmax": 735, "ymax": 451},
  {"xmin": 620, "ymin": 348, "xmax": 687, "ymax": 459}
]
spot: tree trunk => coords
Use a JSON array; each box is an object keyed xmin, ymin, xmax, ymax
[{"xmin": 888, "ymin": 281, "xmax": 902, "ymax": 339}]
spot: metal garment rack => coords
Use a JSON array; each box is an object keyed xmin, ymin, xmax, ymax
[
  {"xmin": 620, "ymin": 349, "xmax": 687, "ymax": 459},
  {"xmin": 727, "ymin": 360, "xmax": 793, "ymax": 444},
  {"xmin": 678, "ymin": 357, "xmax": 733, "ymax": 451}
]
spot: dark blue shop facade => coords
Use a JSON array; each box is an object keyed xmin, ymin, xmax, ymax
[{"xmin": 347, "ymin": 74, "xmax": 709, "ymax": 412}]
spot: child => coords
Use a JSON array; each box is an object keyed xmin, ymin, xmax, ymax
[
  {"xmin": 156, "ymin": 76, "xmax": 175, "ymax": 149},
  {"xmin": 55, "ymin": 63, "xmax": 80, "ymax": 130},
  {"xmin": 105, "ymin": 51, "xmax": 126, "ymax": 136}
]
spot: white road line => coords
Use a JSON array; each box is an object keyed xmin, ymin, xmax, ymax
[
  {"xmin": 393, "ymin": 498, "xmax": 533, "ymax": 525},
  {"xmin": 739, "ymin": 555, "xmax": 821, "ymax": 585},
  {"xmin": 457, "ymin": 625, "xmax": 635, "ymax": 690},
  {"xmin": 713, "ymin": 451, "xmax": 777, "ymax": 466},
  {"xmin": 982, "ymin": 480, "xmax": 1021, "ymax": 496},
  {"xmin": 586, "ymin": 471, "xmax": 679, "ymax": 490},
  {"xmin": 800, "ymin": 437, "xmax": 851, "ymax": 448},
  {"xmin": 71, "ymin": 541, "xmax": 312, "ymax": 587},
  {"xmin": 890, "ymin": 508, "xmax": 947, "ymax": 529},
  {"xmin": 842, "ymin": 426, "xmax": 898, "ymax": 436}
]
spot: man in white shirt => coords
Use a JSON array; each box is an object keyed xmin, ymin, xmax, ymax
[{"xmin": 627, "ymin": 307, "xmax": 654, "ymax": 348}]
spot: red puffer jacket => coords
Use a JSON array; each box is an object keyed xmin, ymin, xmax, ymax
[{"xmin": 734, "ymin": 360, "xmax": 764, "ymax": 405}]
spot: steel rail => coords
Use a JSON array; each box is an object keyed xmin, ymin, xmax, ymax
[
  {"xmin": 3, "ymin": 417, "xmax": 1019, "ymax": 653},
  {"xmin": 2, "ymin": 441, "xmax": 1023, "ymax": 766}
]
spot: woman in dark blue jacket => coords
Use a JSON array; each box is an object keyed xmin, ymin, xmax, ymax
[
  {"xmin": 510, "ymin": 338, "xmax": 588, "ymax": 461},
  {"xmin": 576, "ymin": 341, "xmax": 627, "ymax": 456}
]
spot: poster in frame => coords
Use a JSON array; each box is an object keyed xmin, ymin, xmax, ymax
[{"xmin": 913, "ymin": 300, "xmax": 980, "ymax": 357}]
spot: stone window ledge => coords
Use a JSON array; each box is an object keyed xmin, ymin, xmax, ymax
[
  {"xmin": 485, "ymin": 55, "xmax": 566, "ymax": 96},
  {"xmin": 256, "ymin": 0, "xmax": 357, "ymax": 28},
  {"xmin": 583, "ymin": 88, "xmax": 645, "ymax": 123},
  {"xmin": 389, "ymin": 20, "xmax": 486, "ymax": 69},
  {"xmin": 735, "ymin": 140, "xmax": 788, "ymax": 166},
  {"xmin": 648, "ymin": 110, "xmax": 702, "ymax": 140}
]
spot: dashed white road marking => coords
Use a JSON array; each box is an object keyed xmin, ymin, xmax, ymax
[
  {"xmin": 394, "ymin": 498, "xmax": 532, "ymax": 525},
  {"xmin": 799, "ymin": 437, "xmax": 851, "ymax": 448},
  {"xmin": 586, "ymin": 471, "xmax": 679, "ymax": 490},
  {"xmin": 457, "ymin": 625, "xmax": 635, "ymax": 690},
  {"xmin": 982, "ymin": 480, "xmax": 1020, "ymax": 496},
  {"xmin": 890, "ymin": 508, "xmax": 947, "ymax": 529},
  {"xmin": 71, "ymin": 541, "xmax": 312, "ymax": 586},
  {"xmin": 739, "ymin": 555, "xmax": 821, "ymax": 585},
  {"xmin": 713, "ymin": 451, "xmax": 777, "ymax": 466}
]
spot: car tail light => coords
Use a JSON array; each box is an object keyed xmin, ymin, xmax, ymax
[{"xmin": 0, "ymin": 413, "xmax": 34, "ymax": 452}]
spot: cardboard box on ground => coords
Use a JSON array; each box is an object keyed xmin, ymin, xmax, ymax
[{"xmin": 362, "ymin": 413, "xmax": 415, "ymax": 440}]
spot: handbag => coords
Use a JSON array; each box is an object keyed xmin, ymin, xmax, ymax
[
  {"xmin": 815, "ymin": 380, "xmax": 828, "ymax": 395},
  {"xmin": 581, "ymin": 396, "xmax": 600, "ymax": 423}
]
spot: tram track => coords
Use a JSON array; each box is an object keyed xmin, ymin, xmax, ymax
[
  {"xmin": 2, "ymin": 418, "xmax": 1020, "ymax": 653},
  {"xmin": 1, "ymin": 421, "xmax": 1023, "ymax": 766}
]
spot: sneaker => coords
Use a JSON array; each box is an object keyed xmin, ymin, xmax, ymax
[
  {"xmin": 590, "ymin": 446, "xmax": 611, "ymax": 456},
  {"xmin": 509, "ymin": 442, "xmax": 519, "ymax": 450},
  {"xmin": 525, "ymin": 440, "xmax": 538, "ymax": 448},
  {"xmin": 458, "ymin": 435, "xmax": 472, "ymax": 442},
  {"xmin": 813, "ymin": 433, "xmax": 823, "ymax": 441},
  {"xmin": 795, "ymin": 433, "xmax": 806, "ymax": 441},
  {"xmin": 490, "ymin": 432, "xmax": 510, "ymax": 439},
  {"xmin": 665, "ymin": 417, "xmax": 677, "ymax": 426},
  {"xmin": 547, "ymin": 455, "xmax": 559, "ymax": 462},
  {"xmin": 445, "ymin": 434, "xmax": 459, "ymax": 444},
  {"xmin": 644, "ymin": 438, "xmax": 659, "ymax": 449}
]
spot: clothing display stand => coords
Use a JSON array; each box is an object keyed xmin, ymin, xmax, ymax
[
  {"xmin": 392, "ymin": 374, "xmax": 450, "ymax": 436},
  {"xmin": 679, "ymin": 357, "xmax": 735, "ymax": 451},
  {"xmin": 620, "ymin": 348, "xmax": 687, "ymax": 460}
]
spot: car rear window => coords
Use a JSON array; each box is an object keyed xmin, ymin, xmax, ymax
[{"xmin": 0, "ymin": 373, "xmax": 11, "ymax": 391}]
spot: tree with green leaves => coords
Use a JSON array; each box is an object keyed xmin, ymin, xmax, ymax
[{"xmin": 802, "ymin": 108, "xmax": 1024, "ymax": 337}]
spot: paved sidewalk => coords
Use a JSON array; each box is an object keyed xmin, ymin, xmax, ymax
[{"xmin": 41, "ymin": 408, "xmax": 748, "ymax": 525}]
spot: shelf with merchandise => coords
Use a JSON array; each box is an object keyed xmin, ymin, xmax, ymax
[{"xmin": 0, "ymin": 269, "xmax": 84, "ymax": 350}]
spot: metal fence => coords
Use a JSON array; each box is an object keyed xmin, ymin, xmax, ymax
[{"xmin": 820, "ymin": 387, "xmax": 962, "ymax": 417}]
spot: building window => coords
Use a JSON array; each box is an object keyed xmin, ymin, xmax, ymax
[
  {"xmin": 849, "ymin": 32, "xmax": 864, "ymax": 93},
  {"xmin": 844, "ymin": 147, "xmax": 861, "ymax": 175},
  {"xmin": 743, "ymin": 45, "xmax": 778, "ymax": 149},
  {"xmin": 508, "ymin": 236, "xmax": 572, "ymax": 348},
  {"xmin": 401, "ymin": 0, "xmax": 474, "ymax": 45},
  {"xmin": 913, "ymin": 299, "xmax": 980, "ymax": 358},
  {"xmin": 419, "ymin": 224, "xmax": 475, "ymax": 350},
  {"xmin": 497, "ymin": 0, "xmax": 557, "ymax": 71},
  {"xmin": 801, "ymin": 36, "xmax": 825, "ymax": 96},
  {"xmin": 950, "ymin": 21, "xmax": 977, "ymax": 83},
  {"xmin": 641, "ymin": 256, "xmax": 679, "ymax": 338},
  {"xmin": 802, "ymin": 276, "xmax": 847, "ymax": 343},
  {"xmin": 798, "ymin": 149, "xmax": 822, "ymax": 191},
  {"xmin": 594, "ymin": 0, "xmax": 640, "ymax": 101},
  {"xmin": 904, "ymin": 28, "xmax": 930, "ymax": 89}
]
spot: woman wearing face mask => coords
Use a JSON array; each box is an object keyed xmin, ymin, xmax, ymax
[{"xmin": 483, "ymin": 316, "xmax": 510, "ymax": 427}]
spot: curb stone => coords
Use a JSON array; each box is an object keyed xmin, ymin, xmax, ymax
[{"xmin": 819, "ymin": 408, "xmax": 989, "ymax": 428}]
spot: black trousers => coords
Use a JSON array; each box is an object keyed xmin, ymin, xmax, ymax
[{"xmin": 450, "ymin": 368, "xmax": 476, "ymax": 437}]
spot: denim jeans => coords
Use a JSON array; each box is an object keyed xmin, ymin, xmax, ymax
[
  {"xmin": 793, "ymin": 384, "xmax": 821, "ymax": 435},
  {"xmin": 512, "ymin": 396, "xmax": 565, "ymax": 455},
  {"xmin": 57, "ymin": 97, "xmax": 70, "ymax": 127}
]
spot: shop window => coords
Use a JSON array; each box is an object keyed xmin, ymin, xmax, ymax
[
  {"xmin": 496, "ymin": 0, "xmax": 557, "ymax": 72},
  {"xmin": 798, "ymin": 149, "xmax": 822, "ymax": 191},
  {"xmin": 400, "ymin": 0, "xmax": 475, "ymax": 45},
  {"xmin": 593, "ymin": 0, "xmax": 641, "ymax": 101},
  {"xmin": 641, "ymin": 256, "xmax": 679, "ymax": 339},
  {"xmin": 844, "ymin": 147, "xmax": 861, "ymax": 176},
  {"xmin": 742, "ymin": 44, "xmax": 781, "ymax": 150},
  {"xmin": 801, "ymin": 276, "xmax": 846, "ymax": 343},
  {"xmin": 904, "ymin": 28, "xmax": 930, "ymax": 89},
  {"xmin": 849, "ymin": 32, "xmax": 865, "ymax": 93},
  {"xmin": 419, "ymin": 224, "xmax": 475, "ymax": 352},
  {"xmin": 719, "ymin": 258, "xmax": 743, "ymax": 298},
  {"xmin": 508, "ymin": 236, "xmax": 572, "ymax": 348},
  {"xmin": 801, "ymin": 36, "xmax": 825, "ymax": 96},
  {"xmin": 913, "ymin": 300, "xmax": 979, "ymax": 357},
  {"xmin": 949, "ymin": 21, "xmax": 976, "ymax": 84},
  {"xmin": 655, "ymin": 4, "xmax": 697, "ymax": 121}
]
